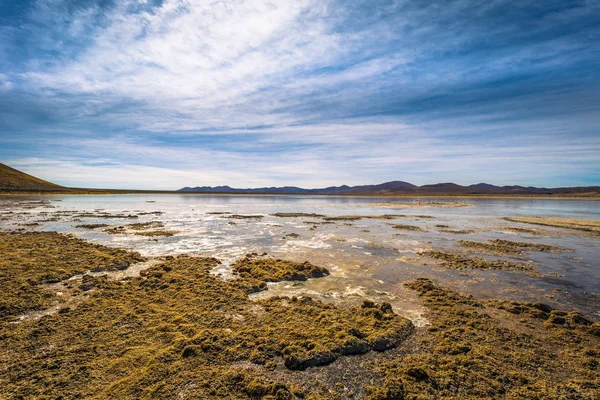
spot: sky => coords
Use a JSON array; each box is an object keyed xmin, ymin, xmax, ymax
[{"xmin": 0, "ymin": 0, "xmax": 599, "ymax": 190}]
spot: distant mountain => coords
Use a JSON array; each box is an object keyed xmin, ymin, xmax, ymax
[
  {"xmin": 180, "ymin": 181, "xmax": 600, "ymax": 195},
  {"xmin": 0, "ymin": 163, "xmax": 66, "ymax": 191},
  {"xmin": 179, "ymin": 181, "xmax": 419, "ymax": 195},
  {"xmin": 1, "ymin": 162, "xmax": 597, "ymax": 195}
]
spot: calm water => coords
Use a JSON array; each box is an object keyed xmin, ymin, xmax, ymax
[{"xmin": 1, "ymin": 194, "xmax": 599, "ymax": 323}]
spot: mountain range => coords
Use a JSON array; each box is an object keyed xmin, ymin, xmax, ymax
[
  {"xmin": 179, "ymin": 181, "xmax": 600, "ymax": 195},
  {"xmin": 1, "ymin": 162, "xmax": 598, "ymax": 195}
]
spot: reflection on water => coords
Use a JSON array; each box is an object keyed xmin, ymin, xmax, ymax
[{"xmin": 1, "ymin": 194, "xmax": 599, "ymax": 321}]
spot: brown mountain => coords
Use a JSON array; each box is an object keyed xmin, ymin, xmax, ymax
[{"xmin": 0, "ymin": 163, "xmax": 65, "ymax": 191}]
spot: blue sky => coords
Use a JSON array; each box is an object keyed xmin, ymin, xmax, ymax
[{"xmin": 0, "ymin": 0, "xmax": 599, "ymax": 189}]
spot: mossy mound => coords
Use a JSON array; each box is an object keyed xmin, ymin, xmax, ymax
[
  {"xmin": 233, "ymin": 253, "xmax": 330, "ymax": 282},
  {"xmin": 365, "ymin": 278, "xmax": 600, "ymax": 399},
  {"xmin": 439, "ymin": 229, "xmax": 475, "ymax": 234},
  {"xmin": 0, "ymin": 232, "xmax": 145, "ymax": 320},
  {"xmin": 392, "ymin": 224, "xmax": 424, "ymax": 231},
  {"xmin": 100, "ymin": 222, "xmax": 178, "ymax": 237},
  {"xmin": 223, "ymin": 214, "xmax": 264, "ymax": 220},
  {"xmin": 323, "ymin": 214, "xmax": 410, "ymax": 221},
  {"xmin": 76, "ymin": 223, "xmax": 110, "ymax": 229},
  {"xmin": 271, "ymin": 213, "xmax": 326, "ymax": 218},
  {"xmin": 505, "ymin": 227, "xmax": 542, "ymax": 235},
  {"xmin": 458, "ymin": 239, "xmax": 564, "ymax": 255},
  {"xmin": 487, "ymin": 299, "xmax": 600, "ymax": 334},
  {"xmin": 133, "ymin": 230, "xmax": 178, "ymax": 237}
]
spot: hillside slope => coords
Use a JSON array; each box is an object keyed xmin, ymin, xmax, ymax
[{"xmin": 0, "ymin": 163, "xmax": 65, "ymax": 191}]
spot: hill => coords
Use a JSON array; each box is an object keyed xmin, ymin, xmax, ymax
[{"xmin": 0, "ymin": 163, "xmax": 66, "ymax": 191}]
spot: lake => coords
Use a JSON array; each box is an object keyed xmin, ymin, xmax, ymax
[{"xmin": 1, "ymin": 194, "xmax": 599, "ymax": 323}]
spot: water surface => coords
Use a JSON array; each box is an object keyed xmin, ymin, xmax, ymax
[{"xmin": 1, "ymin": 194, "xmax": 599, "ymax": 323}]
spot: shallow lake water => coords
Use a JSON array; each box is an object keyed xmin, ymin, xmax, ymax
[{"xmin": 1, "ymin": 194, "xmax": 599, "ymax": 324}]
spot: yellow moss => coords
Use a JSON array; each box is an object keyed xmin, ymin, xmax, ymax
[
  {"xmin": 0, "ymin": 231, "xmax": 144, "ymax": 320},
  {"xmin": 233, "ymin": 253, "xmax": 330, "ymax": 283},
  {"xmin": 366, "ymin": 278, "xmax": 600, "ymax": 399},
  {"xmin": 0, "ymin": 241, "xmax": 413, "ymax": 399}
]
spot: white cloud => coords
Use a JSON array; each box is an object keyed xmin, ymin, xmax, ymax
[
  {"xmin": 0, "ymin": 73, "xmax": 14, "ymax": 90},
  {"xmin": 25, "ymin": 0, "xmax": 349, "ymax": 130}
]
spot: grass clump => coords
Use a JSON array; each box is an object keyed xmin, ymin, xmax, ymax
[
  {"xmin": 419, "ymin": 250, "xmax": 532, "ymax": 271},
  {"xmin": 0, "ymin": 232, "xmax": 144, "ymax": 320},
  {"xmin": 365, "ymin": 278, "xmax": 600, "ymax": 399}
]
